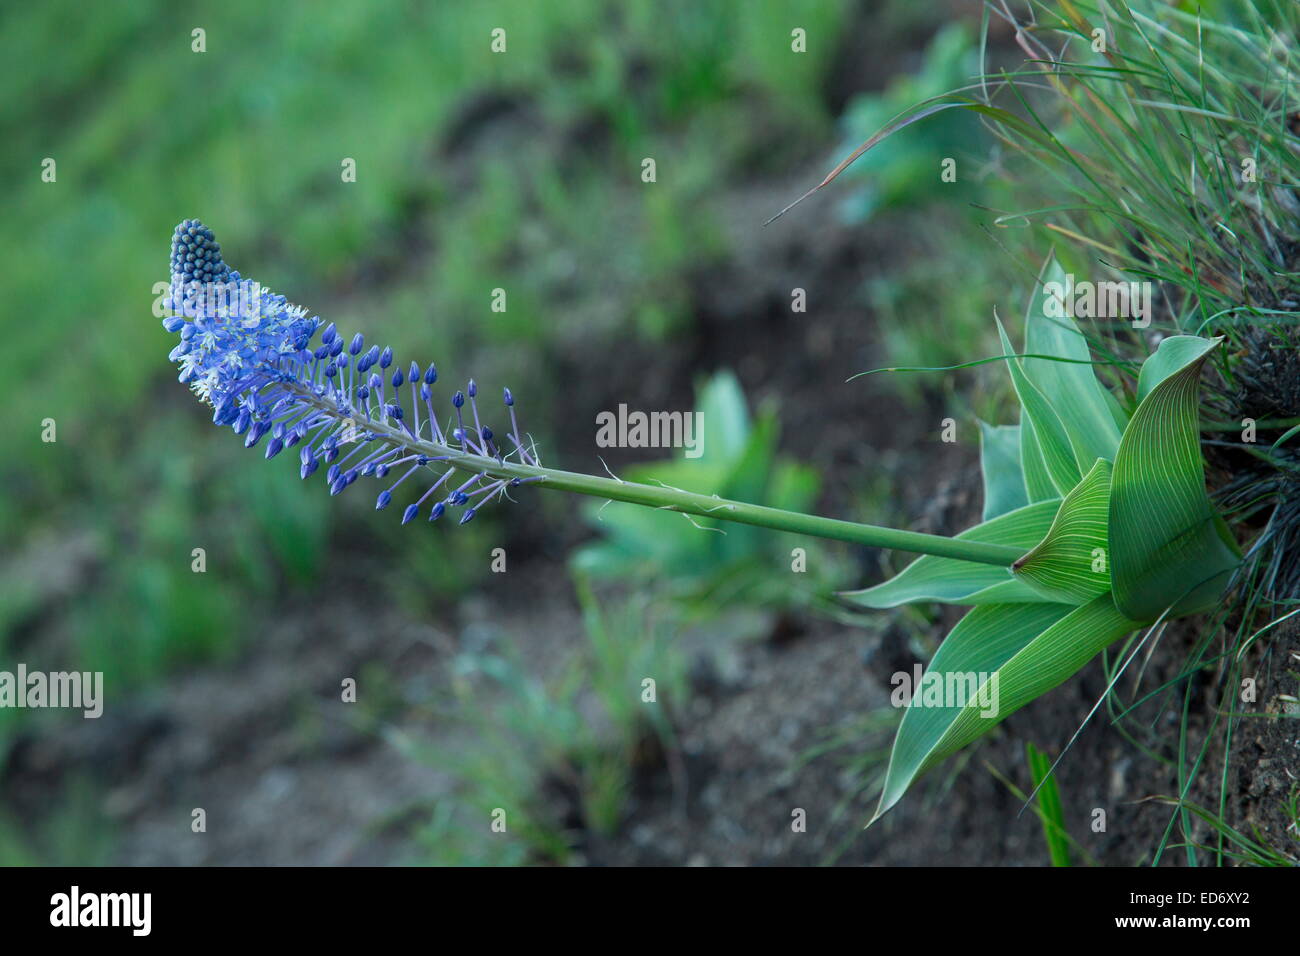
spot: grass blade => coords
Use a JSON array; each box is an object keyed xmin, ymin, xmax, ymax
[{"xmin": 1026, "ymin": 742, "xmax": 1072, "ymax": 867}]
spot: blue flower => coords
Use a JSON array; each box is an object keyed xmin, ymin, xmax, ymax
[{"xmin": 163, "ymin": 220, "xmax": 540, "ymax": 525}]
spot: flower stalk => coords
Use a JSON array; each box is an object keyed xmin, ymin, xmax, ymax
[{"xmin": 296, "ymin": 386, "xmax": 1024, "ymax": 566}]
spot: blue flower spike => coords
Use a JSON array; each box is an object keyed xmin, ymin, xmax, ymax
[{"xmin": 163, "ymin": 220, "xmax": 538, "ymax": 527}]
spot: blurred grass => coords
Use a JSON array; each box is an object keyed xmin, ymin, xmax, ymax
[
  {"xmin": 572, "ymin": 370, "xmax": 852, "ymax": 619},
  {"xmin": 397, "ymin": 584, "xmax": 688, "ymax": 865},
  {"xmin": 0, "ymin": 776, "xmax": 115, "ymax": 866},
  {"xmin": 0, "ymin": 0, "xmax": 853, "ymax": 691}
]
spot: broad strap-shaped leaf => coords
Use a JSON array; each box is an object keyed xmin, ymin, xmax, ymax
[
  {"xmin": 1022, "ymin": 255, "xmax": 1124, "ymax": 469},
  {"xmin": 842, "ymin": 500, "xmax": 1059, "ymax": 608},
  {"xmin": 871, "ymin": 594, "xmax": 1139, "ymax": 823},
  {"xmin": 1109, "ymin": 336, "xmax": 1241, "ymax": 621},
  {"xmin": 997, "ymin": 318, "xmax": 1080, "ymax": 495},
  {"xmin": 1019, "ymin": 415, "xmax": 1058, "ymax": 503},
  {"xmin": 979, "ymin": 422, "xmax": 1028, "ymax": 520},
  {"xmin": 1012, "ymin": 458, "xmax": 1112, "ymax": 603},
  {"xmin": 1134, "ymin": 334, "xmax": 1219, "ymax": 403}
]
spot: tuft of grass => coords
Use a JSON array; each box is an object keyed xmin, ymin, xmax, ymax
[
  {"xmin": 395, "ymin": 584, "xmax": 689, "ymax": 865},
  {"xmin": 985, "ymin": 752, "xmax": 1097, "ymax": 866},
  {"xmin": 1153, "ymin": 795, "xmax": 1300, "ymax": 867}
]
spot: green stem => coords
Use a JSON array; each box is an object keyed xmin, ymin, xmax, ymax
[
  {"xmin": 308, "ymin": 388, "xmax": 1024, "ymax": 567},
  {"xmin": 506, "ymin": 459, "xmax": 1023, "ymax": 565}
]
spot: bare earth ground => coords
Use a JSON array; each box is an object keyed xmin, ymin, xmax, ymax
[{"xmin": 12, "ymin": 551, "xmax": 1293, "ymax": 865}]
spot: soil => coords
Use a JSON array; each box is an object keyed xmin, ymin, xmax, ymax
[{"xmin": 1229, "ymin": 623, "xmax": 1300, "ymax": 857}]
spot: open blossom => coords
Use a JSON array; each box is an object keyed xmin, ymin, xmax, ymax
[{"xmin": 163, "ymin": 220, "xmax": 539, "ymax": 525}]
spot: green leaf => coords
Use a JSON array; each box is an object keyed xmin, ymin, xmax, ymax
[
  {"xmin": 871, "ymin": 593, "xmax": 1138, "ymax": 822},
  {"xmin": 1026, "ymin": 742, "xmax": 1071, "ymax": 867},
  {"xmin": 1022, "ymin": 255, "xmax": 1124, "ymax": 468},
  {"xmin": 1109, "ymin": 336, "xmax": 1241, "ymax": 621},
  {"xmin": 715, "ymin": 410, "xmax": 782, "ymax": 564},
  {"xmin": 1019, "ymin": 416, "xmax": 1058, "ymax": 503},
  {"xmin": 1101, "ymin": 379, "xmax": 1131, "ymax": 433},
  {"xmin": 1012, "ymin": 458, "xmax": 1112, "ymax": 604},
  {"xmin": 842, "ymin": 500, "xmax": 1059, "ymax": 609},
  {"xmin": 960, "ymin": 577, "xmax": 1058, "ymax": 604},
  {"xmin": 997, "ymin": 317, "xmax": 1080, "ymax": 495},
  {"xmin": 1134, "ymin": 334, "xmax": 1219, "ymax": 403},
  {"xmin": 979, "ymin": 422, "xmax": 1028, "ymax": 520},
  {"xmin": 574, "ymin": 371, "xmax": 757, "ymax": 579},
  {"xmin": 695, "ymin": 369, "xmax": 751, "ymax": 463}
]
